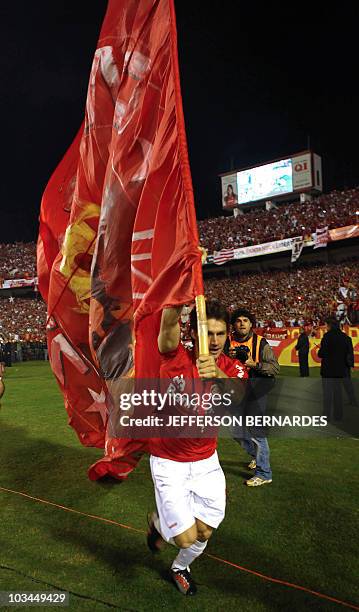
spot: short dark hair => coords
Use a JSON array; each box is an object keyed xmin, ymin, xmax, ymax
[
  {"xmin": 231, "ymin": 308, "xmax": 256, "ymax": 327},
  {"xmin": 326, "ymin": 316, "xmax": 339, "ymax": 330},
  {"xmin": 190, "ymin": 299, "xmax": 230, "ymax": 332}
]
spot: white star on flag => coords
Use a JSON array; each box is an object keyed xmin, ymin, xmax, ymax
[
  {"xmin": 9, "ymin": 297, "xmax": 15, "ymax": 303},
  {"xmin": 85, "ymin": 389, "xmax": 108, "ymax": 426}
]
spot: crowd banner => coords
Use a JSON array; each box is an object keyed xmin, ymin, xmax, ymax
[
  {"xmin": 205, "ymin": 224, "xmax": 359, "ymax": 264},
  {"xmin": 1, "ymin": 278, "xmax": 38, "ymax": 289},
  {"xmin": 207, "ymin": 236, "xmax": 306, "ymax": 264},
  {"xmin": 258, "ymin": 326, "xmax": 359, "ymax": 368}
]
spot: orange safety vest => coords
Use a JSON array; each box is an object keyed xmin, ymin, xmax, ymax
[{"xmin": 229, "ymin": 332, "xmax": 265, "ymax": 364}]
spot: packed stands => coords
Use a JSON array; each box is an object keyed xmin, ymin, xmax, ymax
[
  {"xmin": 0, "ymin": 187, "xmax": 358, "ymax": 351},
  {"xmin": 205, "ymin": 261, "xmax": 359, "ymax": 326},
  {"xmin": 0, "ymin": 242, "xmax": 37, "ymax": 280},
  {"xmin": 0, "ymin": 298, "xmax": 47, "ymax": 342},
  {"xmin": 0, "ymin": 188, "xmax": 358, "ymax": 279},
  {"xmin": 0, "ymin": 260, "xmax": 357, "ymax": 348},
  {"xmin": 198, "ymin": 188, "xmax": 359, "ymax": 252}
]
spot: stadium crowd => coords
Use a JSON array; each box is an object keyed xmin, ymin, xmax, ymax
[
  {"xmin": 0, "ymin": 261, "xmax": 357, "ymax": 348},
  {"xmin": 0, "ymin": 188, "xmax": 358, "ymax": 281},
  {"xmin": 0, "ymin": 241, "xmax": 37, "ymax": 280},
  {"xmin": 0, "ymin": 298, "xmax": 47, "ymax": 342},
  {"xmin": 198, "ymin": 188, "xmax": 359, "ymax": 252},
  {"xmin": 0, "ymin": 187, "xmax": 358, "ymax": 347},
  {"xmin": 205, "ymin": 261, "xmax": 359, "ymax": 326}
]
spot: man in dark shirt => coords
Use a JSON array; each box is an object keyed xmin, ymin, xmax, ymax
[
  {"xmin": 318, "ymin": 318, "xmax": 354, "ymax": 421},
  {"xmin": 295, "ymin": 327, "xmax": 310, "ymax": 377}
]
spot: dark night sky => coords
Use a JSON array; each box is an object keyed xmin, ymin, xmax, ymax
[{"xmin": 1, "ymin": 1, "xmax": 358, "ymax": 242}]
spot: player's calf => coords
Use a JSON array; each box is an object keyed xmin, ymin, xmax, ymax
[{"xmin": 147, "ymin": 511, "xmax": 165, "ymax": 553}]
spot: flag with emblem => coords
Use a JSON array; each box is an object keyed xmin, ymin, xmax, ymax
[{"xmin": 38, "ymin": 0, "xmax": 203, "ymax": 479}]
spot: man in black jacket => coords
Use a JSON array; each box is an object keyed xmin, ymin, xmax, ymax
[
  {"xmin": 318, "ymin": 317, "xmax": 354, "ymax": 421},
  {"xmin": 295, "ymin": 327, "xmax": 310, "ymax": 377}
]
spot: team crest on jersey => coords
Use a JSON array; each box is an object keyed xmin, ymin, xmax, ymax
[
  {"xmin": 165, "ymin": 374, "xmax": 191, "ymax": 410},
  {"xmin": 167, "ymin": 374, "xmax": 186, "ymax": 394}
]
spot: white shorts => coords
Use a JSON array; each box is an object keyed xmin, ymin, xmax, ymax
[{"xmin": 150, "ymin": 451, "xmax": 226, "ymax": 541}]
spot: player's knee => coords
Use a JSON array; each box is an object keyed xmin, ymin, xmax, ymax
[
  {"xmin": 174, "ymin": 525, "xmax": 197, "ymax": 548},
  {"xmin": 196, "ymin": 526, "xmax": 213, "ymax": 542},
  {"xmin": 174, "ymin": 534, "xmax": 196, "ymax": 548}
]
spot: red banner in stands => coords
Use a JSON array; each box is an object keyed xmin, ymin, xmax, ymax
[{"xmin": 329, "ymin": 224, "xmax": 359, "ymax": 241}]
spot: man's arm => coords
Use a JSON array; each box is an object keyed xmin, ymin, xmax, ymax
[
  {"xmin": 246, "ymin": 343, "xmax": 280, "ymax": 376},
  {"xmin": 318, "ymin": 334, "xmax": 328, "ymax": 359},
  {"xmin": 158, "ymin": 306, "xmax": 183, "ymax": 354}
]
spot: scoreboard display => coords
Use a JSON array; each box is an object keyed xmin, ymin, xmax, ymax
[{"xmin": 221, "ymin": 151, "xmax": 322, "ymax": 210}]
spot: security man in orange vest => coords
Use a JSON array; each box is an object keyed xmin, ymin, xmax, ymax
[{"xmin": 228, "ymin": 308, "xmax": 279, "ymax": 486}]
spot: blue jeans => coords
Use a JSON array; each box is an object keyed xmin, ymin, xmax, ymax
[
  {"xmin": 238, "ymin": 434, "xmax": 272, "ymax": 480},
  {"xmin": 233, "ymin": 385, "xmax": 272, "ymax": 480}
]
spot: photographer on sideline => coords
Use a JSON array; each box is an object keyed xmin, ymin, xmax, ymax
[{"xmin": 227, "ymin": 308, "xmax": 280, "ymax": 486}]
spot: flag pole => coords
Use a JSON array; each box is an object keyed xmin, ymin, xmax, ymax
[
  {"xmin": 195, "ymin": 295, "xmax": 209, "ymax": 357},
  {"xmin": 195, "ymin": 247, "xmax": 208, "ymax": 356}
]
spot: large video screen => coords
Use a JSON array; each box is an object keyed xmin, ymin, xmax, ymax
[
  {"xmin": 236, "ymin": 158, "xmax": 293, "ymax": 204},
  {"xmin": 222, "ymin": 158, "xmax": 293, "ymax": 208}
]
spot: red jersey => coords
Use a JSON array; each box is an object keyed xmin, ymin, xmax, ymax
[{"xmin": 149, "ymin": 343, "xmax": 247, "ymax": 462}]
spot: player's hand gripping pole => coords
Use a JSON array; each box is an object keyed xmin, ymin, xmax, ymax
[{"xmin": 195, "ymin": 295, "xmax": 208, "ymax": 357}]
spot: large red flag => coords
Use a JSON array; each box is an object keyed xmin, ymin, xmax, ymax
[
  {"xmin": 38, "ymin": 0, "xmax": 203, "ymax": 477},
  {"xmin": 88, "ymin": 0, "xmax": 203, "ymax": 479}
]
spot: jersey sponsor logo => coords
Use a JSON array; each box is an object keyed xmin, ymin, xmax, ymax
[{"xmin": 234, "ymin": 364, "xmax": 246, "ymax": 378}]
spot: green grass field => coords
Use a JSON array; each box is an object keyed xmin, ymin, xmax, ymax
[{"xmin": 0, "ymin": 362, "xmax": 358, "ymax": 611}]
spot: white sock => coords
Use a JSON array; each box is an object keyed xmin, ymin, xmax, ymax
[
  {"xmin": 153, "ymin": 513, "xmax": 175, "ymax": 546},
  {"xmin": 171, "ymin": 540, "xmax": 208, "ymax": 571}
]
